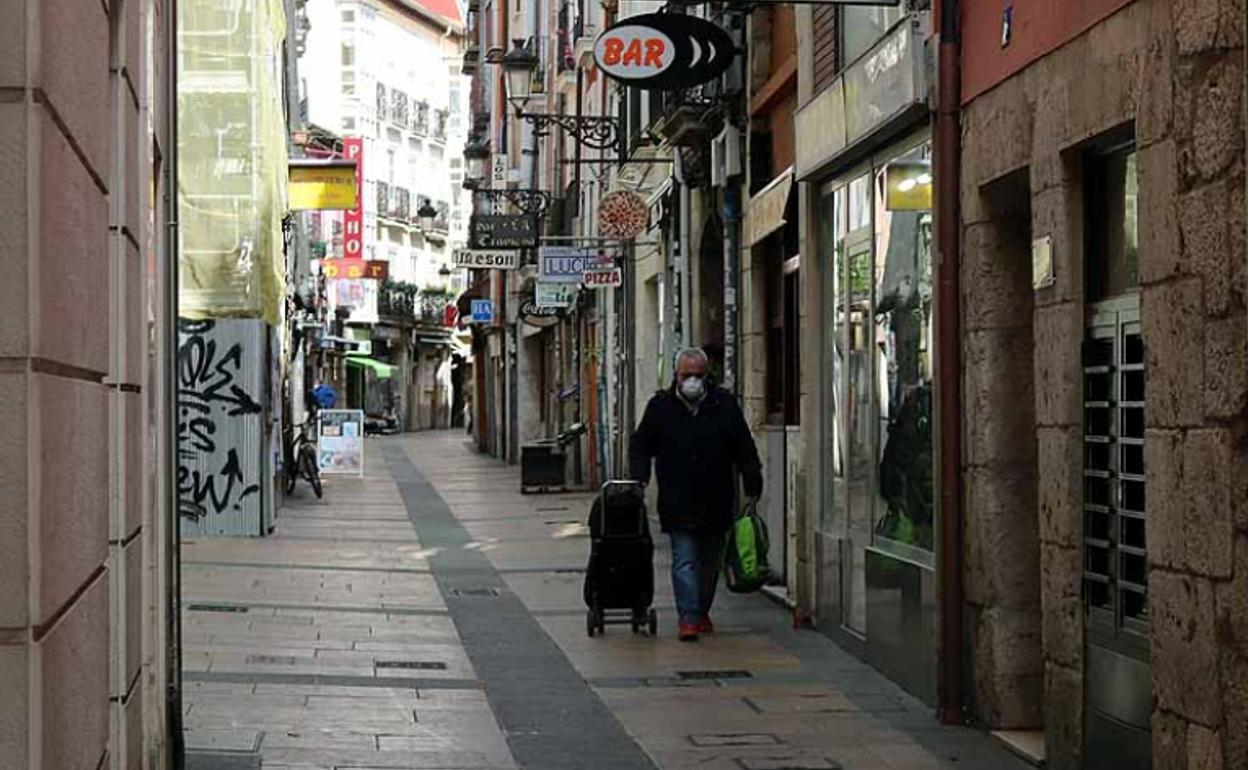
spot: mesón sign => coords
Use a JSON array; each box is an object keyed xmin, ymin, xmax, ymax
[{"xmin": 593, "ymin": 13, "xmax": 736, "ymax": 91}]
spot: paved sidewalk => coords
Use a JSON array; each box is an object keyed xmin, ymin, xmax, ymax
[{"xmin": 181, "ymin": 431, "xmax": 1031, "ymax": 770}]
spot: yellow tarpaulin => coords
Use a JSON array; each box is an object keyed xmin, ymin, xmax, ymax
[
  {"xmin": 288, "ymin": 161, "xmax": 359, "ymax": 211},
  {"xmin": 177, "ymin": 0, "xmax": 289, "ymax": 326}
]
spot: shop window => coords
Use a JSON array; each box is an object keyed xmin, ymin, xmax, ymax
[
  {"xmin": 1083, "ymin": 137, "xmax": 1147, "ymax": 656},
  {"xmin": 821, "ymin": 138, "xmax": 934, "ymax": 577}
]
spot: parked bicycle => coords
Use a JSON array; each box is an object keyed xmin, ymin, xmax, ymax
[{"xmin": 284, "ymin": 420, "xmax": 323, "ymax": 498}]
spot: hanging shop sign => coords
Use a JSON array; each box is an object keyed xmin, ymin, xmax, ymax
[
  {"xmin": 288, "ymin": 160, "xmax": 359, "ymax": 210},
  {"xmin": 593, "ymin": 13, "xmax": 736, "ymax": 91},
  {"xmin": 318, "ymin": 409, "xmax": 365, "ymax": 476},
  {"xmin": 341, "ymin": 137, "xmax": 365, "ymax": 258},
  {"xmin": 583, "ymin": 267, "xmax": 623, "ymax": 288},
  {"xmin": 539, "ymin": 246, "xmax": 612, "ymax": 284},
  {"xmin": 322, "ymin": 259, "xmax": 389, "ymax": 280},
  {"xmin": 535, "ymin": 282, "xmax": 578, "ymax": 308},
  {"xmin": 469, "ymin": 214, "xmax": 538, "ymax": 249},
  {"xmin": 599, "ymin": 190, "xmax": 650, "ymax": 239},
  {"xmin": 453, "ymin": 249, "xmax": 520, "ymax": 270},
  {"xmin": 470, "ymin": 299, "xmax": 495, "ymax": 323},
  {"xmin": 519, "ymin": 299, "xmax": 562, "ymax": 328}
]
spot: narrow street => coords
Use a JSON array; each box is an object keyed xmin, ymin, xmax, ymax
[{"xmin": 181, "ymin": 432, "xmax": 1030, "ymax": 770}]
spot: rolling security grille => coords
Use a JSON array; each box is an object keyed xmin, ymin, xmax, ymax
[{"xmin": 1083, "ymin": 300, "xmax": 1147, "ymax": 643}]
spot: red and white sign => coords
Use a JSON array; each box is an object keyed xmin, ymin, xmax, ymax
[
  {"xmin": 583, "ymin": 267, "xmax": 623, "ymax": 288},
  {"xmin": 594, "ymin": 26, "xmax": 676, "ymax": 80},
  {"xmin": 342, "ymin": 137, "xmax": 364, "ymax": 259}
]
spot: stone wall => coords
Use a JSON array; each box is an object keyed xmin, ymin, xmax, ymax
[
  {"xmin": 0, "ymin": 0, "xmax": 170, "ymax": 767},
  {"xmin": 960, "ymin": 0, "xmax": 1247, "ymax": 766}
]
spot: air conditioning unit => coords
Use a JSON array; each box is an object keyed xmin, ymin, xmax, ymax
[{"xmin": 711, "ymin": 124, "xmax": 743, "ymax": 188}]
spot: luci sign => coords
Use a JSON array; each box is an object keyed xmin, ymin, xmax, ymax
[{"xmin": 593, "ymin": 13, "xmax": 736, "ymax": 91}]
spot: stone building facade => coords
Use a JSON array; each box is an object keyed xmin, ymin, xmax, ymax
[
  {"xmin": 959, "ymin": 0, "xmax": 1246, "ymax": 767},
  {"xmin": 0, "ymin": 0, "xmax": 175, "ymax": 768}
]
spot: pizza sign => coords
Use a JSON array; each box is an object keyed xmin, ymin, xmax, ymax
[
  {"xmin": 599, "ymin": 190, "xmax": 649, "ymax": 240},
  {"xmin": 593, "ymin": 13, "xmax": 736, "ymax": 91}
]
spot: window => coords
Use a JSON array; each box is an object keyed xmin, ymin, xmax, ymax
[
  {"xmin": 341, "ymin": 8, "xmax": 355, "ymax": 23},
  {"xmin": 342, "ymin": 117, "xmax": 356, "ymax": 131},
  {"xmin": 342, "ymin": 43, "xmax": 355, "ymax": 67},
  {"xmin": 841, "ymin": 5, "xmax": 904, "ymax": 66},
  {"xmin": 1086, "ymin": 145, "xmax": 1140, "ymax": 301},
  {"xmin": 342, "ymin": 83, "xmax": 356, "ymax": 96}
]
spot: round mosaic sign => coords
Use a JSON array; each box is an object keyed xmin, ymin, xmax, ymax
[{"xmin": 599, "ymin": 190, "xmax": 649, "ymax": 240}]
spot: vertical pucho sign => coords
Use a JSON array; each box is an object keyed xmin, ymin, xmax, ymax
[{"xmin": 342, "ymin": 137, "xmax": 364, "ymax": 259}]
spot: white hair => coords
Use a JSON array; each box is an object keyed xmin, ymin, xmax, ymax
[{"xmin": 674, "ymin": 347, "xmax": 709, "ymax": 370}]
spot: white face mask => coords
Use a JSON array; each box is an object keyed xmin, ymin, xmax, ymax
[{"xmin": 679, "ymin": 375, "xmax": 706, "ymax": 401}]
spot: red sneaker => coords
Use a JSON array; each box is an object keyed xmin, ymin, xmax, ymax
[
  {"xmin": 677, "ymin": 624, "xmax": 700, "ymax": 642},
  {"xmin": 697, "ymin": 616, "xmax": 713, "ymax": 634}
]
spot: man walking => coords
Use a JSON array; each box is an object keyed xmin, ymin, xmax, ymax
[{"xmin": 629, "ymin": 348, "xmax": 764, "ymax": 641}]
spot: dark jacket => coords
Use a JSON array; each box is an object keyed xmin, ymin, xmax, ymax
[{"xmin": 629, "ymin": 386, "xmax": 763, "ymax": 533}]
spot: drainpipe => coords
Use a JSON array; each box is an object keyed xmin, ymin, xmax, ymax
[
  {"xmin": 934, "ymin": 0, "xmax": 965, "ymax": 726},
  {"xmin": 165, "ymin": 0, "xmax": 186, "ymax": 765}
]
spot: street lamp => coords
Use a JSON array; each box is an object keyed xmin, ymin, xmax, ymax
[
  {"xmin": 417, "ymin": 199, "xmax": 438, "ymax": 233},
  {"xmin": 502, "ymin": 38, "xmax": 538, "ymax": 115},
  {"xmin": 463, "ymin": 136, "xmax": 489, "ymax": 188}
]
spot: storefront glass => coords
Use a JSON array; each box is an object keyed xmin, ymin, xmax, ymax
[{"xmin": 821, "ymin": 137, "xmax": 935, "ymax": 602}]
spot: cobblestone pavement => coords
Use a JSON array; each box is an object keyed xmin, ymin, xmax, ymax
[{"xmin": 181, "ymin": 431, "xmax": 1032, "ymax": 770}]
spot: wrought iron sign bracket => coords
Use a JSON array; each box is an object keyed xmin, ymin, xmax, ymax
[
  {"xmin": 521, "ymin": 113, "xmax": 621, "ymax": 152},
  {"xmin": 473, "ymin": 188, "xmax": 552, "ymax": 218}
]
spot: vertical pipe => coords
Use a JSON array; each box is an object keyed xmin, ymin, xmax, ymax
[
  {"xmin": 165, "ymin": 0, "xmax": 185, "ymax": 765},
  {"xmin": 680, "ymin": 180, "xmax": 692, "ymax": 348},
  {"xmin": 935, "ymin": 0, "xmax": 964, "ymax": 726},
  {"xmin": 723, "ymin": 179, "xmax": 741, "ymax": 394}
]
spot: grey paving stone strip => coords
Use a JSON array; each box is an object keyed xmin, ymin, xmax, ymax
[
  {"xmin": 383, "ymin": 442, "xmax": 659, "ymax": 770},
  {"xmin": 183, "ymin": 670, "xmax": 483, "ymax": 690}
]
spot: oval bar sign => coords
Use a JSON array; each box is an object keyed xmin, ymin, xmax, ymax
[{"xmin": 593, "ymin": 13, "xmax": 736, "ymax": 91}]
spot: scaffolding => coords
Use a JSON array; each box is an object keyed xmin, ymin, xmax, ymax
[{"xmin": 178, "ymin": 0, "xmax": 289, "ymax": 325}]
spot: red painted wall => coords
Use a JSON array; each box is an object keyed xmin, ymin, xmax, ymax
[{"xmin": 960, "ymin": 0, "xmax": 1135, "ymax": 103}]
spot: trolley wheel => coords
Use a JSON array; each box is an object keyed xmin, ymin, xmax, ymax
[
  {"xmin": 586, "ymin": 609, "xmax": 596, "ymax": 638},
  {"xmin": 648, "ymin": 609, "xmax": 658, "ymax": 637},
  {"xmin": 631, "ymin": 611, "xmax": 641, "ymax": 635},
  {"xmin": 595, "ymin": 609, "xmax": 606, "ymax": 636}
]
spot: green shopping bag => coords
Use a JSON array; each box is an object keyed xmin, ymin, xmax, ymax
[{"xmin": 723, "ymin": 499, "xmax": 772, "ymax": 593}]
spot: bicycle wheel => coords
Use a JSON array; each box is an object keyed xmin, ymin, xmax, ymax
[
  {"xmin": 284, "ymin": 459, "xmax": 297, "ymax": 495},
  {"xmin": 303, "ymin": 448, "xmax": 323, "ymax": 499}
]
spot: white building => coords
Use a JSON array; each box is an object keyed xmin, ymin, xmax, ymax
[{"xmin": 300, "ymin": 0, "xmax": 469, "ymax": 292}]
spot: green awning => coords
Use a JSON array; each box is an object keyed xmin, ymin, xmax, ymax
[{"xmin": 345, "ymin": 355, "xmax": 397, "ymax": 379}]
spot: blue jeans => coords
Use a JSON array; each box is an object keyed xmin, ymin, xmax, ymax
[{"xmin": 669, "ymin": 530, "xmax": 726, "ymax": 626}]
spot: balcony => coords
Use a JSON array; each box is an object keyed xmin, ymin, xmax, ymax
[
  {"xmin": 375, "ymin": 82, "xmax": 389, "ymax": 122},
  {"xmin": 392, "ymin": 186, "xmax": 411, "ymax": 222},
  {"xmin": 412, "ymin": 101, "xmax": 430, "ymax": 136},
  {"xmin": 375, "ymin": 181, "xmax": 390, "ymax": 220},
  {"xmin": 391, "ymin": 89, "xmax": 410, "ymax": 128},
  {"xmin": 432, "ymin": 109, "xmax": 449, "ymax": 142},
  {"xmin": 379, "ymin": 280, "xmax": 453, "ymax": 328},
  {"xmin": 650, "ymin": 87, "xmax": 717, "ymax": 147},
  {"xmin": 462, "ymin": 43, "xmax": 480, "ymax": 76}
]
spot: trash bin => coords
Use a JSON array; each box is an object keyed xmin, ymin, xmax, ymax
[
  {"xmin": 521, "ymin": 440, "xmax": 565, "ymax": 492},
  {"xmin": 519, "ymin": 422, "xmax": 587, "ymax": 493}
]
